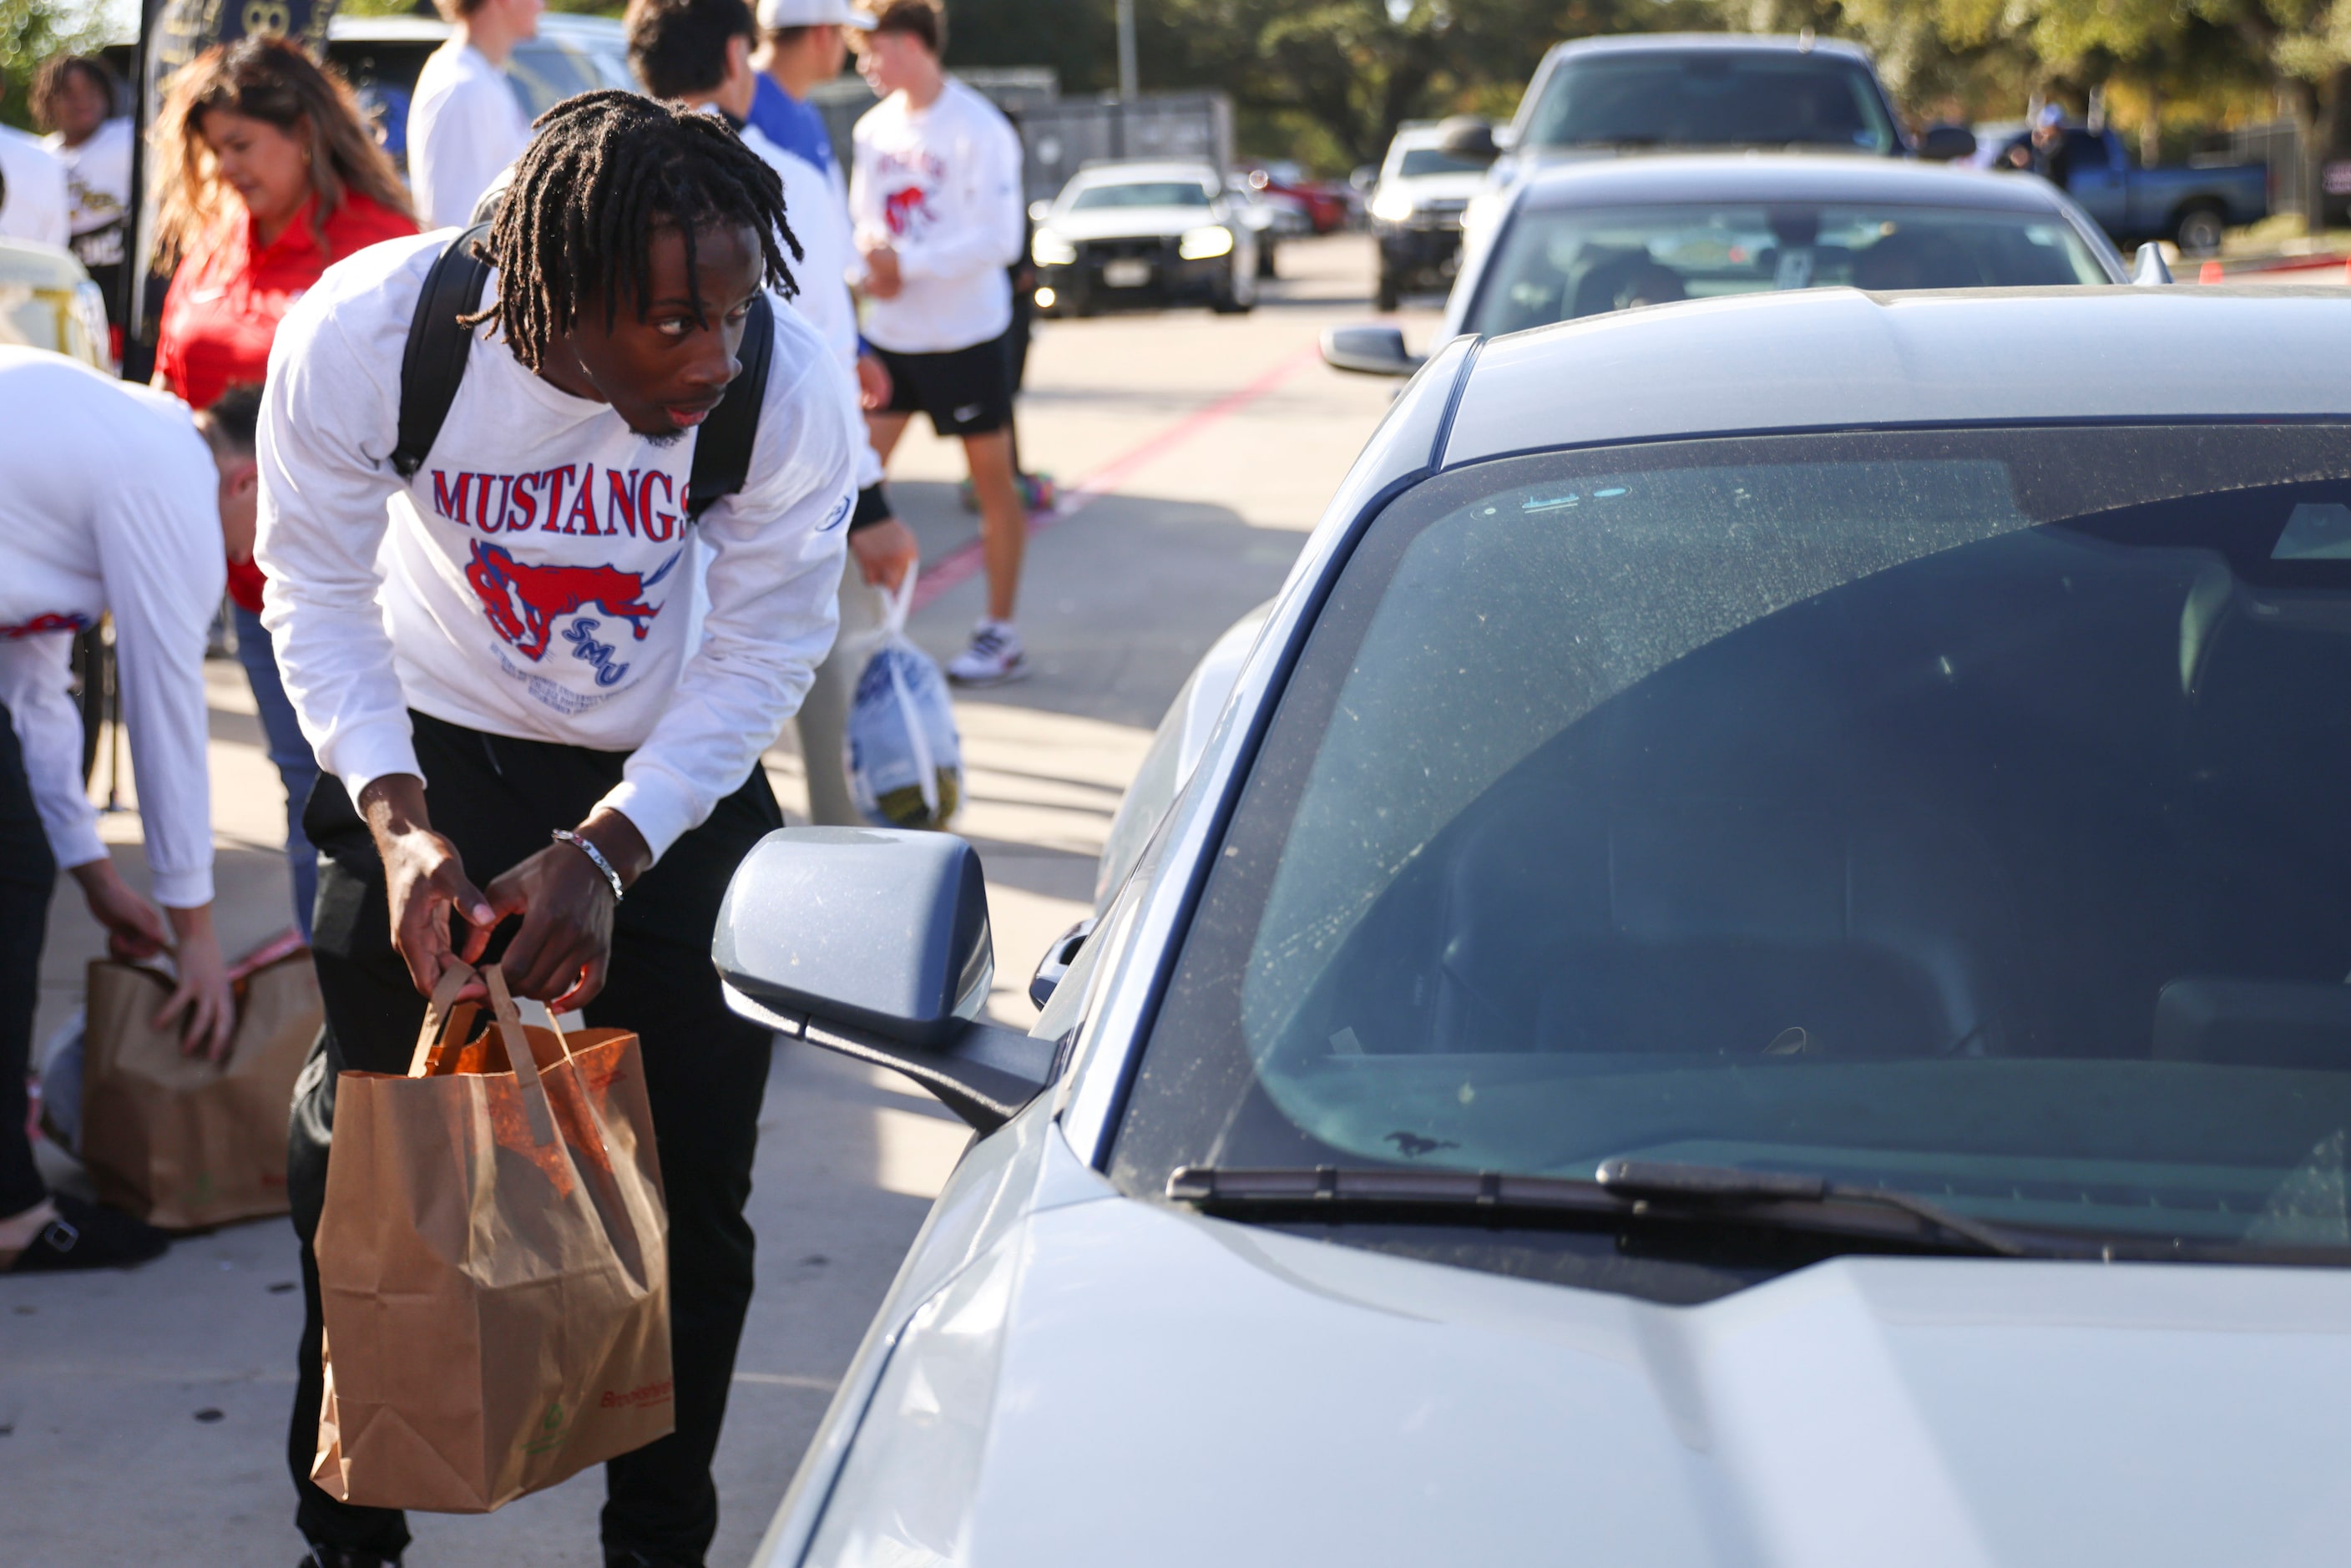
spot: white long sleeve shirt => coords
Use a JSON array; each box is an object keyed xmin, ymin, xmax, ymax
[
  {"xmin": 0, "ymin": 349, "xmax": 224, "ymax": 906},
  {"xmin": 407, "ymin": 42, "xmax": 533, "ymax": 230},
  {"xmin": 255, "ymin": 231, "xmax": 859, "ymax": 861},
  {"xmin": 849, "ymin": 78, "xmax": 1024, "ymax": 354},
  {"xmin": 741, "ymin": 121, "xmax": 882, "ymax": 489},
  {"xmin": 0, "ymin": 124, "xmax": 71, "ymax": 248}
]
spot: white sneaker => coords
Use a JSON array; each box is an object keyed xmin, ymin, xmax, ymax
[{"xmin": 947, "ymin": 622, "xmax": 1028, "ymax": 685}]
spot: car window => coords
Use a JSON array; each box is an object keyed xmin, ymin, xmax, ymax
[
  {"xmin": 1526, "ymin": 54, "xmax": 1898, "ymax": 154},
  {"xmin": 1465, "ymin": 203, "xmax": 2110, "ymax": 336},
  {"xmin": 508, "ymin": 39, "xmax": 605, "ymax": 116},
  {"xmin": 1068, "ymin": 180, "xmax": 1217, "ymax": 211},
  {"xmin": 1115, "ymin": 423, "xmax": 2351, "ymax": 1262},
  {"xmin": 1395, "ymin": 147, "xmax": 1492, "ymax": 179}
]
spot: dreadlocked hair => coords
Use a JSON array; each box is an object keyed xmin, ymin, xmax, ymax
[{"xmin": 467, "ymin": 90, "xmax": 801, "ymax": 372}]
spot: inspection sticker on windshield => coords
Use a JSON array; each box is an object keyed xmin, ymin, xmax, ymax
[{"xmin": 2272, "ymin": 502, "xmax": 2351, "ymax": 560}]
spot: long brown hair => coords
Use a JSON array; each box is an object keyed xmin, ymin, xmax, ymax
[{"xmin": 150, "ymin": 37, "xmax": 413, "ymax": 270}]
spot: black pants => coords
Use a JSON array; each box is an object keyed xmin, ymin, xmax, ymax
[
  {"xmin": 0, "ymin": 701, "xmax": 56, "ymax": 1216},
  {"xmin": 286, "ymin": 711, "xmax": 781, "ymax": 1564}
]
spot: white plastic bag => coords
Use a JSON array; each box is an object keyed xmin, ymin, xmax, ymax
[{"xmin": 845, "ymin": 569, "xmax": 963, "ymax": 831}]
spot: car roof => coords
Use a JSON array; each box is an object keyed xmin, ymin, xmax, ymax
[
  {"xmin": 1067, "ymin": 160, "xmax": 1219, "ymax": 186},
  {"xmin": 328, "ymin": 13, "xmax": 621, "ymax": 42},
  {"xmin": 1511, "ymin": 154, "xmax": 2082, "ymax": 215},
  {"xmin": 1441, "ymin": 286, "xmax": 2351, "ymax": 467},
  {"xmin": 1543, "ymin": 32, "xmax": 1877, "ymax": 64}
]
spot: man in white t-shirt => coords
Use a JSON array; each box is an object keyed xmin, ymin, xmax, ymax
[
  {"xmin": 0, "ymin": 79, "xmax": 69, "ymax": 249},
  {"xmin": 409, "ymin": 0, "xmax": 544, "ymax": 230},
  {"xmin": 849, "ymin": 0, "xmax": 1030, "ymax": 684},
  {"xmin": 256, "ymin": 92, "xmax": 856, "ymax": 1567},
  {"xmin": 626, "ymin": 0, "xmax": 919, "ymax": 825},
  {"xmin": 0, "ymin": 350, "xmax": 248, "ymax": 1274}
]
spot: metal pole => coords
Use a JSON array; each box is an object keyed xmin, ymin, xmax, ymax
[{"xmin": 1116, "ymin": 0, "xmax": 1137, "ymax": 102}]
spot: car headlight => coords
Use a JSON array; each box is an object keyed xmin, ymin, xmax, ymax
[
  {"xmin": 1370, "ymin": 189, "xmax": 1416, "ymax": 225},
  {"xmin": 1032, "ymin": 230, "xmax": 1077, "ymax": 266},
  {"xmin": 1179, "ymin": 225, "xmax": 1234, "ymax": 261}
]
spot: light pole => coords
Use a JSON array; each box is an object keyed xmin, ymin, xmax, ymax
[{"xmin": 1116, "ymin": 0, "xmax": 1138, "ymax": 100}]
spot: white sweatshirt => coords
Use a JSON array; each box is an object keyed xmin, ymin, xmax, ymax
[
  {"xmin": 408, "ymin": 42, "xmax": 533, "ymax": 230},
  {"xmin": 849, "ymin": 78, "xmax": 1025, "ymax": 354},
  {"xmin": 741, "ymin": 121, "xmax": 882, "ymax": 489},
  {"xmin": 0, "ymin": 124, "xmax": 70, "ymax": 248},
  {"xmin": 255, "ymin": 231, "xmax": 859, "ymax": 861},
  {"xmin": 0, "ymin": 349, "xmax": 224, "ymax": 907}
]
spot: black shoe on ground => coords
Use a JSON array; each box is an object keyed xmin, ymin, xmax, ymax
[
  {"xmin": 301, "ymin": 1551, "xmax": 401, "ymax": 1568},
  {"xmin": 606, "ymin": 1547, "xmax": 700, "ymax": 1568},
  {"xmin": 3, "ymin": 1192, "xmax": 169, "ymax": 1272}
]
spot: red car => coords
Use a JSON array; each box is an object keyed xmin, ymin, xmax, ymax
[{"xmin": 1244, "ymin": 164, "xmax": 1356, "ymax": 234}]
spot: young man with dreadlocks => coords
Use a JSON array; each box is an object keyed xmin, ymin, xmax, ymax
[{"xmin": 255, "ymin": 91, "xmax": 857, "ymax": 1568}]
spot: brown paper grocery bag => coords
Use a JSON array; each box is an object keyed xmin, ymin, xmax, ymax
[
  {"xmin": 311, "ymin": 963, "xmax": 672, "ymax": 1513},
  {"xmin": 78, "ymin": 948, "xmax": 322, "ymax": 1229}
]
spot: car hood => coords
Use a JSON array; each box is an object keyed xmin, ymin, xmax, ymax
[
  {"xmin": 1044, "ymin": 206, "xmax": 1222, "ymax": 242},
  {"xmin": 806, "ymin": 1186, "xmax": 2351, "ymax": 1565},
  {"xmin": 1388, "ymin": 170, "xmax": 1488, "ymax": 204}
]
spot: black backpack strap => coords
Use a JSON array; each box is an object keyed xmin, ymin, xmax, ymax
[
  {"xmin": 686, "ymin": 291, "xmax": 775, "ymax": 520},
  {"xmin": 392, "ymin": 222, "xmax": 495, "ymax": 481}
]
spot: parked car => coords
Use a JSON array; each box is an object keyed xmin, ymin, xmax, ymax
[
  {"xmin": 1368, "ymin": 119, "xmax": 1496, "ymax": 311},
  {"xmin": 322, "ymin": 13, "xmax": 633, "ymax": 176},
  {"xmin": 1991, "ymin": 124, "xmax": 2267, "ymax": 254},
  {"xmin": 1029, "ymin": 160, "xmax": 1257, "ymax": 316},
  {"xmin": 1225, "ymin": 174, "xmax": 1307, "ymax": 279},
  {"xmin": 714, "ymin": 283, "xmax": 2351, "ymax": 1565},
  {"xmin": 1244, "ymin": 160, "xmax": 1354, "ymax": 233},
  {"xmin": 1395, "ymin": 155, "xmax": 2123, "ymax": 357},
  {"xmin": 0, "ymin": 236, "xmax": 111, "ymax": 369}
]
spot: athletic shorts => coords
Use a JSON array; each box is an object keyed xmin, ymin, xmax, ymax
[{"xmin": 873, "ymin": 336, "xmax": 1013, "ymax": 438}]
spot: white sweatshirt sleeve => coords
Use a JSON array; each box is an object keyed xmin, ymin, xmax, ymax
[
  {"xmin": 254, "ymin": 294, "xmax": 421, "ymax": 804},
  {"xmin": 595, "ymin": 310, "xmax": 861, "ymax": 857},
  {"xmin": 94, "ymin": 470, "xmax": 225, "ymax": 907},
  {"xmin": 0, "ymin": 460, "xmax": 224, "ymax": 907},
  {"xmin": 892, "ymin": 102, "xmax": 1024, "ymax": 286},
  {"xmin": 0, "ymin": 635, "xmax": 104, "ymax": 875}
]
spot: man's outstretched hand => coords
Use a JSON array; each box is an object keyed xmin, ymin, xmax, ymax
[
  {"xmin": 479, "ymin": 806, "xmax": 651, "ymax": 1012},
  {"xmin": 361, "ymin": 774, "xmax": 498, "ymax": 1003}
]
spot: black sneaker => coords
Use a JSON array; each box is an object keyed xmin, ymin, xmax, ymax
[
  {"xmin": 4, "ymin": 1193, "xmax": 169, "ymax": 1272},
  {"xmin": 300, "ymin": 1547, "xmax": 402, "ymax": 1568}
]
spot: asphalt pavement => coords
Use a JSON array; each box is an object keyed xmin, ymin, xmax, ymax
[{"xmin": 1, "ymin": 232, "xmax": 1430, "ymax": 1566}]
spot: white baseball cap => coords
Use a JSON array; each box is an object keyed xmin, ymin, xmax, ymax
[{"xmin": 756, "ymin": 0, "xmax": 876, "ymax": 28}]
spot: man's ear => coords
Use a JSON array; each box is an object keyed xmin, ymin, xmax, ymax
[
  {"xmin": 229, "ymin": 454, "xmax": 260, "ymax": 499},
  {"xmin": 728, "ymin": 34, "xmax": 752, "ymax": 80}
]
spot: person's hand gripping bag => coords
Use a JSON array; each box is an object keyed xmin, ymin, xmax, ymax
[
  {"xmin": 311, "ymin": 964, "xmax": 672, "ymax": 1513},
  {"xmin": 846, "ymin": 568, "xmax": 963, "ymax": 830}
]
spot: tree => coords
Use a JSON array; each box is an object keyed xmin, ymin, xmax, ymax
[{"xmin": 0, "ymin": 0, "xmax": 108, "ymax": 132}]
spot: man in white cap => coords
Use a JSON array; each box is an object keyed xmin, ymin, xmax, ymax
[{"xmin": 747, "ymin": 0, "xmax": 864, "ymax": 209}]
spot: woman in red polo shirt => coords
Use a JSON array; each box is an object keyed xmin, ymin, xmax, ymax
[{"xmin": 151, "ymin": 37, "xmax": 417, "ymax": 938}]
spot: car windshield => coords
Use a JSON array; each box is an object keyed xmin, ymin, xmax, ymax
[
  {"xmin": 1525, "ymin": 53, "xmax": 1898, "ymax": 154},
  {"xmin": 1397, "ymin": 147, "xmax": 1492, "ymax": 178},
  {"xmin": 1466, "ymin": 203, "xmax": 2110, "ymax": 336},
  {"xmin": 1115, "ymin": 423, "xmax": 2351, "ymax": 1261},
  {"xmin": 1069, "ymin": 180, "xmax": 1216, "ymax": 211}
]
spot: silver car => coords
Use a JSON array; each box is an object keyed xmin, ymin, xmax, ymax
[{"xmin": 718, "ymin": 284, "xmax": 2351, "ymax": 1566}]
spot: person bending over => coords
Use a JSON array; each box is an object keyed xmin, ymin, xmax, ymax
[
  {"xmin": 255, "ymin": 91, "xmax": 857, "ymax": 1568},
  {"xmin": 0, "ymin": 351, "xmax": 245, "ymax": 1272}
]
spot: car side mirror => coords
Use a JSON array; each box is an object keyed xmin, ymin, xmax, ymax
[
  {"xmin": 1436, "ymin": 115, "xmax": 1500, "ymax": 163},
  {"xmin": 1918, "ymin": 124, "xmax": 1978, "ymax": 162},
  {"xmin": 1322, "ymin": 323, "xmax": 1423, "ymax": 377},
  {"xmin": 713, "ymin": 827, "xmax": 1055, "ymax": 1133}
]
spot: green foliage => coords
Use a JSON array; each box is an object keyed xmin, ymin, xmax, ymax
[{"xmin": 0, "ymin": 0, "xmax": 108, "ymax": 130}]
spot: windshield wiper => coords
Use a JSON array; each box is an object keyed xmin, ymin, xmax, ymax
[
  {"xmin": 1168, "ymin": 1159, "xmax": 2047, "ymax": 1258},
  {"xmin": 1593, "ymin": 1158, "xmax": 2030, "ymax": 1257}
]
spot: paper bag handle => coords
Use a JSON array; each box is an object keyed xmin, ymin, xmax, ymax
[
  {"xmin": 482, "ymin": 964, "xmax": 559, "ymax": 1148},
  {"xmin": 407, "ymin": 964, "xmax": 478, "ymax": 1077}
]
